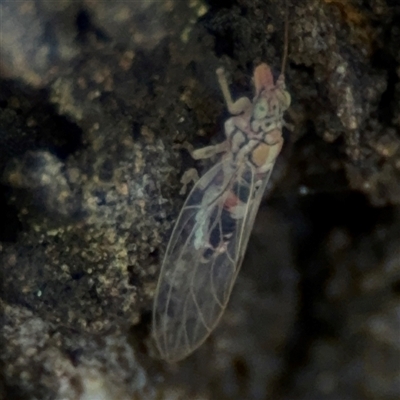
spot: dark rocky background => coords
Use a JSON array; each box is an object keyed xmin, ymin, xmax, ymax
[{"xmin": 0, "ymin": 0, "xmax": 399, "ymax": 399}]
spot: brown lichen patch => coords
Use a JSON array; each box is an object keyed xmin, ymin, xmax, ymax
[{"xmin": 323, "ymin": 0, "xmax": 377, "ymax": 54}]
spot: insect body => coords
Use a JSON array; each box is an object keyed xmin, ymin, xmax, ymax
[{"xmin": 152, "ymin": 61, "xmax": 291, "ymax": 362}]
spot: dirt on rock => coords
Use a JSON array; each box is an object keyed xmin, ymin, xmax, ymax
[{"xmin": 0, "ymin": 1, "xmax": 399, "ymax": 399}]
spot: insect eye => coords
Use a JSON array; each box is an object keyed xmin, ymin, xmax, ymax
[
  {"xmin": 277, "ymin": 89, "xmax": 291, "ymax": 110},
  {"xmin": 283, "ymin": 91, "xmax": 291, "ymax": 108}
]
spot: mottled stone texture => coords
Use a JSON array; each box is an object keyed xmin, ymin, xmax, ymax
[{"xmin": 0, "ymin": 0, "xmax": 398, "ymax": 399}]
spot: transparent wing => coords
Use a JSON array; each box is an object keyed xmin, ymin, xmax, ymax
[{"xmin": 152, "ymin": 157, "xmax": 275, "ymax": 362}]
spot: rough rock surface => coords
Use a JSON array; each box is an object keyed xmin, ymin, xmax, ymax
[{"xmin": 0, "ymin": 0, "xmax": 399, "ymax": 399}]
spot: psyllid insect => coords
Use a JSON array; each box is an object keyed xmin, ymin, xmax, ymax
[{"xmin": 152, "ymin": 7, "xmax": 291, "ymax": 363}]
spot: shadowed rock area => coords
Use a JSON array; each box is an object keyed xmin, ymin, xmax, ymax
[{"xmin": 0, "ymin": 0, "xmax": 399, "ymax": 399}]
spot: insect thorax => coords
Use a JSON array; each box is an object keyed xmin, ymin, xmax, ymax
[{"xmin": 225, "ymin": 116, "xmax": 283, "ymax": 173}]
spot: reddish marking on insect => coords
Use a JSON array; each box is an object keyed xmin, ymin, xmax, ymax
[{"xmin": 224, "ymin": 192, "xmax": 241, "ymax": 211}]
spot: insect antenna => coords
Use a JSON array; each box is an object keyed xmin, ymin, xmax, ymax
[{"xmin": 280, "ymin": 0, "xmax": 289, "ymax": 76}]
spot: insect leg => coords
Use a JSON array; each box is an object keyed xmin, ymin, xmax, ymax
[
  {"xmin": 191, "ymin": 141, "xmax": 228, "ymax": 160},
  {"xmin": 216, "ymin": 68, "xmax": 252, "ymax": 115},
  {"xmin": 180, "ymin": 168, "xmax": 199, "ymax": 195}
]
